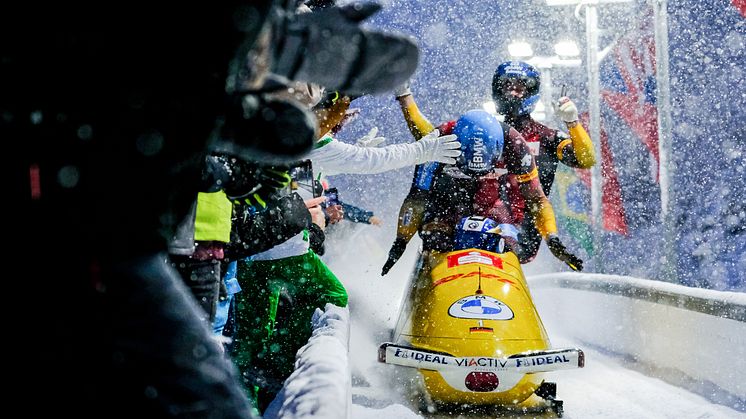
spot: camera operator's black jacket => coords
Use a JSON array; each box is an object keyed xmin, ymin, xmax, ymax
[{"xmin": 6, "ymin": 4, "xmax": 273, "ymax": 418}]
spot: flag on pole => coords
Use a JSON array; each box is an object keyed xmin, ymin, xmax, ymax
[
  {"xmin": 554, "ymin": 8, "xmax": 664, "ymax": 249},
  {"xmin": 600, "ymin": 11, "xmax": 660, "ymax": 183},
  {"xmin": 553, "ymin": 114, "xmax": 628, "ymax": 256},
  {"xmin": 553, "ymin": 165, "xmax": 594, "ymax": 255}
]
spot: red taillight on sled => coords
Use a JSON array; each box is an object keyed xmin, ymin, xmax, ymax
[{"xmin": 464, "ymin": 371, "xmax": 499, "ymax": 392}]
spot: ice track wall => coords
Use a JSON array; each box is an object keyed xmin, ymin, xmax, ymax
[{"xmin": 529, "ymin": 273, "xmax": 746, "ymax": 408}]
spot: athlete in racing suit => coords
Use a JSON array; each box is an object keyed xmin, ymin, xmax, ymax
[
  {"xmin": 380, "ymin": 108, "xmax": 583, "ymax": 276},
  {"xmin": 492, "ymin": 61, "xmax": 596, "ymax": 263}
]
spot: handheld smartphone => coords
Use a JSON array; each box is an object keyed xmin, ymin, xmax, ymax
[
  {"xmin": 290, "ymin": 159, "xmax": 319, "ymax": 196},
  {"xmin": 324, "ymin": 187, "xmax": 339, "ymax": 206},
  {"xmin": 560, "ymin": 84, "xmax": 568, "ymax": 98}
]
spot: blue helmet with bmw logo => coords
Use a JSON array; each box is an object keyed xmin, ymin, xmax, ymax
[{"xmin": 453, "ymin": 109, "xmax": 504, "ymax": 176}]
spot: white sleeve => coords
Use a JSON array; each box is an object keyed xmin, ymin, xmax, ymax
[{"xmin": 310, "ymin": 138, "xmax": 428, "ymax": 176}]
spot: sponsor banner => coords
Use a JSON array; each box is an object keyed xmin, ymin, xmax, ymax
[{"xmin": 380, "ymin": 344, "xmax": 584, "ymax": 374}]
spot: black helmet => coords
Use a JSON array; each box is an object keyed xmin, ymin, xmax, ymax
[{"xmin": 491, "ymin": 61, "xmax": 541, "ymax": 116}]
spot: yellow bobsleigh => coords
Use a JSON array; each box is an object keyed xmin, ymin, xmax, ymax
[{"xmin": 379, "ymin": 218, "xmax": 583, "ymax": 416}]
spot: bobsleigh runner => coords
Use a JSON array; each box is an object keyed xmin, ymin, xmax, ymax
[{"xmin": 378, "ymin": 216, "xmax": 584, "ymax": 417}]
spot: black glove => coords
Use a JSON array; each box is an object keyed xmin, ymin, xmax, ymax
[
  {"xmin": 237, "ymin": 187, "xmax": 274, "ymax": 209},
  {"xmin": 381, "ymin": 237, "xmax": 408, "ymax": 276},
  {"xmin": 255, "ymin": 166, "xmax": 292, "ymax": 191},
  {"xmin": 546, "ymin": 235, "xmax": 584, "ymax": 271},
  {"xmin": 223, "ymin": 162, "xmax": 291, "ymax": 210}
]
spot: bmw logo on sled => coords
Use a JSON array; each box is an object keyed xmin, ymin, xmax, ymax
[{"xmin": 378, "ymin": 216, "xmax": 584, "ymax": 417}]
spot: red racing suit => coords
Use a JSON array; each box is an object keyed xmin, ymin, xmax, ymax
[
  {"xmin": 391, "ymin": 115, "xmax": 559, "ymax": 255},
  {"xmin": 500, "ymin": 114, "xmax": 595, "ymax": 262}
]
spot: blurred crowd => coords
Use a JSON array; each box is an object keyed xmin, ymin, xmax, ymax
[{"xmin": 6, "ymin": 0, "xmax": 592, "ymax": 417}]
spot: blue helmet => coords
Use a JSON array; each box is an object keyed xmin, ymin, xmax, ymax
[
  {"xmin": 491, "ymin": 61, "xmax": 541, "ymax": 116},
  {"xmin": 453, "ymin": 110, "xmax": 504, "ymax": 175},
  {"xmin": 454, "ymin": 216, "xmax": 503, "ymax": 252}
]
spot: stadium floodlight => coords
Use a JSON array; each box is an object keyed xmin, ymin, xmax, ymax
[
  {"xmin": 531, "ymin": 100, "xmax": 546, "ymax": 121},
  {"xmin": 525, "ymin": 55, "xmax": 582, "ymax": 69},
  {"xmin": 508, "ymin": 41, "xmax": 533, "ymax": 58},
  {"xmin": 481, "ymin": 101, "xmax": 505, "ymax": 120},
  {"xmin": 482, "ymin": 101, "xmax": 497, "ymax": 115},
  {"xmin": 546, "ymin": 0, "xmax": 632, "ymax": 5},
  {"xmin": 554, "ymin": 40, "xmax": 580, "ymax": 57}
]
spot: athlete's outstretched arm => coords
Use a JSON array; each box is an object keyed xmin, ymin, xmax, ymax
[
  {"xmin": 310, "ymin": 129, "xmax": 459, "ymax": 176},
  {"xmin": 382, "ymin": 84, "xmax": 440, "ymax": 276},
  {"xmin": 395, "ymin": 85, "xmax": 435, "ymax": 140},
  {"xmin": 554, "ymin": 97, "xmax": 596, "ymax": 168}
]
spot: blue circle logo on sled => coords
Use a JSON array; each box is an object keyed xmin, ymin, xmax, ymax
[{"xmin": 448, "ymin": 295, "xmax": 514, "ymax": 320}]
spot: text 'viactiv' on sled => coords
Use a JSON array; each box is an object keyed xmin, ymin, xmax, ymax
[{"xmin": 379, "ymin": 215, "xmax": 584, "ymax": 417}]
